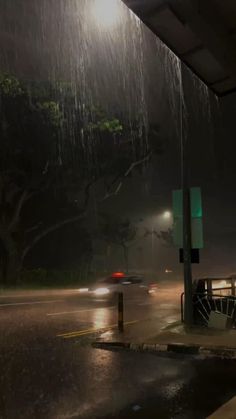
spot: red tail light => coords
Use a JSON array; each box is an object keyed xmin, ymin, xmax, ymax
[{"xmin": 111, "ymin": 272, "xmax": 125, "ymax": 278}]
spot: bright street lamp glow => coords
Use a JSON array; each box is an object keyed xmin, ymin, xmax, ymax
[
  {"xmin": 91, "ymin": 0, "xmax": 121, "ymax": 28},
  {"xmin": 163, "ymin": 211, "xmax": 171, "ymax": 219}
]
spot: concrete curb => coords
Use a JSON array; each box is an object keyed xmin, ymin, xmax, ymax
[
  {"xmin": 207, "ymin": 396, "xmax": 236, "ymax": 418},
  {"xmin": 92, "ymin": 341, "xmax": 236, "ymax": 359}
]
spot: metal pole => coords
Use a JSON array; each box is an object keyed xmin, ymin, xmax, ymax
[
  {"xmin": 231, "ymin": 278, "xmax": 235, "ymax": 296},
  {"xmin": 151, "ymin": 226, "xmax": 154, "ymax": 276},
  {"xmin": 118, "ymin": 292, "xmax": 124, "ymax": 332},
  {"xmin": 180, "ymin": 63, "xmax": 193, "ymax": 326}
]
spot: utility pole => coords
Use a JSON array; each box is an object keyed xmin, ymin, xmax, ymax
[
  {"xmin": 180, "ymin": 63, "xmax": 193, "ymax": 326},
  {"xmin": 151, "ymin": 225, "xmax": 154, "ymax": 276}
]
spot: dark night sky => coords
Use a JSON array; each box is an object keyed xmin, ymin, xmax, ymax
[{"xmin": 1, "ymin": 0, "xmax": 236, "ymax": 276}]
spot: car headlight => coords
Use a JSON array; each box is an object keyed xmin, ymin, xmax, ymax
[
  {"xmin": 78, "ymin": 288, "xmax": 89, "ymax": 293},
  {"xmin": 148, "ymin": 288, "xmax": 157, "ymax": 294},
  {"xmin": 94, "ymin": 287, "xmax": 110, "ymax": 296}
]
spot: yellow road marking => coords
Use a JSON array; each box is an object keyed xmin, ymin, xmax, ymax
[
  {"xmin": 63, "ymin": 330, "xmax": 102, "ymax": 339},
  {"xmin": 47, "ymin": 306, "xmax": 116, "ymax": 316},
  {"xmin": 57, "ymin": 326, "xmax": 108, "ymax": 338},
  {"xmin": 57, "ymin": 320, "xmax": 139, "ymax": 339}
]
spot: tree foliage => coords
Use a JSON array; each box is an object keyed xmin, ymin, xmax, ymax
[
  {"xmin": 100, "ymin": 214, "xmax": 136, "ymax": 246},
  {"xmin": 99, "ymin": 213, "xmax": 137, "ymax": 272},
  {"xmin": 0, "ymin": 74, "xmax": 152, "ymax": 283},
  {"xmin": 156, "ymin": 228, "xmax": 174, "ymax": 247}
]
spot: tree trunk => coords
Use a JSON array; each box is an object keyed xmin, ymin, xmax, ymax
[
  {"xmin": 0, "ymin": 242, "xmax": 7, "ymax": 283},
  {"xmin": 5, "ymin": 249, "xmax": 21, "ymax": 285},
  {"xmin": 0, "ymin": 229, "xmax": 21, "ymax": 285},
  {"xmin": 123, "ymin": 245, "xmax": 129, "ymax": 274}
]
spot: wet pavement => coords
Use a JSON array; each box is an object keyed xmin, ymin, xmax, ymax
[
  {"xmin": 102, "ymin": 357, "xmax": 236, "ymax": 419},
  {"xmin": 0, "ymin": 283, "xmax": 236, "ymax": 418}
]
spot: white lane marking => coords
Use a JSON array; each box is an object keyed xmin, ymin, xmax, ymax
[
  {"xmin": 47, "ymin": 306, "xmax": 116, "ymax": 316},
  {"xmin": 0, "ymin": 300, "xmax": 63, "ymax": 307}
]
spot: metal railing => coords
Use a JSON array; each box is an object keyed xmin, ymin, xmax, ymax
[{"xmin": 181, "ymin": 289, "xmax": 236, "ymax": 326}]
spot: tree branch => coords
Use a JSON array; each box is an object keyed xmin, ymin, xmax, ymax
[
  {"xmin": 21, "ymin": 176, "xmax": 99, "ymax": 262},
  {"xmin": 25, "ymin": 223, "xmax": 43, "ymax": 234},
  {"xmin": 22, "ymin": 212, "xmax": 85, "ymax": 262},
  {"xmin": 101, "ymin": 151, "xmax": 152, "ymax": 201},
  {"xmin": 9, "ymin": 190, "xmax": 28, "ymax": 232},
  {"xmin": 83, "ymin": 178, "xmax": 97, "ymax": 210}
]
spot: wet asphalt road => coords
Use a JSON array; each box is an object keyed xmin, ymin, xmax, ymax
[{"xmin": 0, "ymin": 284, "xmax": 236, "ymax": 419}]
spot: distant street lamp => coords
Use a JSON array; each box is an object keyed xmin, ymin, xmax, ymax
[
  {"xmin": 91, "ymin": 0, "xmax": 121, "ymax": 28},
  {"xmin": 148, "ymin": 211, "xmax": 172, "ymax": 274},
  {"xmin": 163, "ymin": 211, "xmax": 171, "ymax": 220}
]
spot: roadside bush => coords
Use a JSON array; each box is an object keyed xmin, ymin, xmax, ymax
[{"xmin": 15, "ymin": 268, "xmax": 93, "ymax": 289}]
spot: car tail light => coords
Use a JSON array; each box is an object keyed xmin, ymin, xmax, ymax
[{"xmin": 111, "ymin": 272, "xmax": 125, "ymax": 278}]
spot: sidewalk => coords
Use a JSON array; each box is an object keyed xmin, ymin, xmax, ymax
[
  {"xmin": 147, "ymin": 322, "xmax": 236, "ymax": 349},
  {"xmin": 94, "ymin": 318, "xmax": 236, "ymax": 359},
  {"xmin": 207, "ymin": 396, "xmax": 236, "ymax": 419}
]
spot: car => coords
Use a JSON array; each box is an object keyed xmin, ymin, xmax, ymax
[{"xmin": 78, "ymin": 272, "xmax": 158, "ymax": 299}]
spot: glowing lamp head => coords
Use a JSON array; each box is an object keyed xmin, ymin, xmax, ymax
[{"xmin": 163, "ymin": 211, "xmax": 171, "ymax": 219}]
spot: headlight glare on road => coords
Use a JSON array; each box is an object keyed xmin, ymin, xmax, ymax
[
  {"xmin": 148, "ymin": 289, "xmax": 156, "ymax": 294},
  {"xmin": 94, "ymin": 287, "xmax": 110, "ymax": 296},
  {"xmin": 78, "ymin": 288, "xmax": 89, "ymax": 293}
]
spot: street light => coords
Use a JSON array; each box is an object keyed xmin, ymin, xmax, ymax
[
  {"xmin": 91, "ymin": 0, "xmax": 121, "ymax": 28},
  {"xmin": 163, "ymin": 211, "xmax": 171, "ymax": 220},
  {"xmin": 149, "ymin": 211, "xmax": 171, "ymax": 275}
]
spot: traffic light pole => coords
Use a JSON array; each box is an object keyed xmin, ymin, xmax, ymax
[
  {"xmin": 182, "ymin": 186, "xmax": 193, "ymax": 325},
  {"xmin": 180, "ymin": 64, "xmax": 193, "ymax": 326}
]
